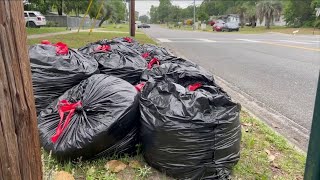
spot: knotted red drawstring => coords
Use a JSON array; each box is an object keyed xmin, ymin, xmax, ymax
[
  {"xmin": 51, "ymin": 100, "xmax": 82, "ymax": 143},
  {"xmin": 55, "ymin": 42, "xmax": 69, "ymax": 55},
  {"xmin": 95, "ymin": 45, "xmax": 111, "ymax": 52},
  {"xmin": 135, "ymin": 82, "xmax": 146, "ymax": 92},
  {"xmin": 142, "ymin": 52, "xmax": 149, "ymax": 59},
  {"xmin": 188, "ymin": 82, "xmax": 202, "ymax": 91},
  {"xmin": 41, "ymin": 40, "xmax": 51, "ymax": 45},
  {"xmin": 40, "ymin": 40, "xmax": 69, "ymax": 55},
  {"xmin": 124, "ymin": 37, "xmax": 133, "ymax": 43},
  {"xmin": 147, "ymin": 58, "xmax": 160, "ymax": 69}
]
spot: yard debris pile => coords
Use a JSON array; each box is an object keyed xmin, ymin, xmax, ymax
[{"xmin": 30, "ymin": 37, "xmax": 241, "ymax": 179}]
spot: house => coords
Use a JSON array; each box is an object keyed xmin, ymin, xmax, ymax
[{"xmin": 256, "ymin": 15, "xmax": 286, "ymax": 27}]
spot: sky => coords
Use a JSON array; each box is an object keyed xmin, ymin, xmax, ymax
[{"xmin": 127, "ymin": 0, "xmax": 203, "ymax": 17}]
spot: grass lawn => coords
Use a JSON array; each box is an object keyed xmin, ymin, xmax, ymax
[
  {"xmin": 162, "ymin": 24, "xmax": 320, "ymax": 35},
  {"xmin": 26, "ymin": 27, "xmax": 67, "ymax": 35},
  {"xmin": 100, "ymin": 24, "xmax": 141, "ymax": 32},
  {"xmin": 27, "ymin": 32, "xmax": 155, "ymax": 48},
  {"xmin": 30, "ymin": 32, "xmax": 306, "ymax": 180}
]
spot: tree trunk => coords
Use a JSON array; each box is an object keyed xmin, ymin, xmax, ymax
[
  {"xmin": 240, "ymin": 13, "xmax": 244, "ymax": 28},
  {"xmin": 251, "ymin": 16, "xmax": 256, "ymax": 28},
  {"xmin": 0, "ymin": 1, "xmax": 42, "ymax": 180},
  {"xmin": 58, "ymin": 0, "xmax": 63, "ymax": 15},
  {"xmin": 266, "ymin": 16, "xmax": 271, "ymax": 29},
  {"xmin": 98, "ymin": 16, "xmax": 107, "ymax": 27}
]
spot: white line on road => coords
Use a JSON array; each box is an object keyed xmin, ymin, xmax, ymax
[
  {"xmin": 236, "ymin": 39, "xmax": 261, "ymax": 43},
  {"xmin": 277, "ymin": 40, "xmax": 316, "ymax": 44},
  {"xmin": 157, "ymin": 38, "xmax": 172, "ymax": 42},
  {"xmin": 198, "ymin": 38, "xmax": 217, "ymax": 42}
]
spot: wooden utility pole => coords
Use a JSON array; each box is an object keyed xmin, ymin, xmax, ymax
[
  {"xmin": 0, "ymin": 1, "xmax": 42, "ymax": 180},
  {"xmin": 130, "ymin": 0, "xmax": 135, "ymax": 37}
]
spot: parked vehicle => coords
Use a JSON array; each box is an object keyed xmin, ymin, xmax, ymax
[
  {"xmin": 223, "ymin": 22, "xmax": 240, "ymax": 31},
  {"xmin": 24, "ymin": 11, "xmax": 46, "ymax": 28},
  {"xmin": 138, "ymin": 24, "xmax": 150, "ymax": 28},
  {"xmin": 212, "ymin": 20, "xmax": 225, "ymax": 31},
  {"xmin": 213, "ymin": 20, "xmax": 240, "ymax": 32}
]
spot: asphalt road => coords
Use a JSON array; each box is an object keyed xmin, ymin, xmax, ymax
[{"xmin": 142, "ymin": 25, "xmax": 320, "ymax": 150}]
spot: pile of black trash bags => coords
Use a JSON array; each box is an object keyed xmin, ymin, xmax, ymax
[{"xmin": 29, "ymin": 37, "xmax": 241, "ymax": 179}]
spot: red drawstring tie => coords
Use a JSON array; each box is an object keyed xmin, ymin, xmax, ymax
[
  {"xmin": 51, "ymin": 100, "xmax": 82, "ymax": 143},
  {"xmin": 124, "ymin": 37, "xmax": 133, "ymax": 43},
  {"xmin": 55, "ymin": 42, "xmax": 69, "ymax": 55},
  {"xmin": 41, "ymin": 40, "xmax": 51, "ymax": 45},
  {"xmin": 142, "ymin": 52, "xmax": 149, "ymax": 59},
  {"xmin": 95, "ymin": 45, "xmax": 111, "ymax": 52},
  {"xmin": 147, "ymin": 58, "xmax": 160, "ymax": 69},
  {"xmin": 135, "ymin": 82, "xmax": 146, "ymax": 92},
  {"xmin": 40, "ymin": 41, "xmax": 69, "ymax": 55},
  {"xmin": 188, "ymin": 82, "xmax": 202, "ymax": 91}
]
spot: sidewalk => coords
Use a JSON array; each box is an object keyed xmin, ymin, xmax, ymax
[{"xmin": 27, "ymin": 29, "xmax": 143, "ymax": 39}]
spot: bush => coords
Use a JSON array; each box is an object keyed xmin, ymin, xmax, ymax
[
  {"xmin": 45, "ymin": 21, "xmax": 59, "ymax": 27},
  {"xmin": 314, "ymin": 20, "xmax": 320, "ymax": 28}
]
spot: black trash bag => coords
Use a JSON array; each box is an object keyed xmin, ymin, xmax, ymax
[
  {"xmin": 112, "ymin": 37, "xmax": 143, "ymax": 52},
  {"xmin": 29, "ymin": 43, "xmax": 99, "ymax": 114},
  {"xmin": 140, "ymin": 79, "xmax": 241, "ymax": 179},
  {"xmin": 140, "ymin": 62, "xmax": 215, "ymax": 87},
  {"xmin": 140, "ymin": 44, "xmax": 172, "ymax": 62},
  {"xmin": 78, "ymin": 40, "xmax": 147, "ymax": 84},
  {"xmin": 157, "ymin": 55, "xmax": 198, "ymax": 67},
  {"xmin": 38, "ymin": 74, "xmax": 140, "ymax": 161}
]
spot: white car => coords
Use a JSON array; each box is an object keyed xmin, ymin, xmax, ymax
[{"xmin": 24, "ymin": 11, "xmax": 46, "ymax": 28}]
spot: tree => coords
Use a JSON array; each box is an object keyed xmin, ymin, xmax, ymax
[
  {"xmin": 64, "ymin": 0, "xmax": 89, "ymax": 17},
  {"xmin": 150, "ymin": 5, "xmax": 159, "ymax": 23},
  {"xmin": 139, "ymin": 15, "xmax": 150, "ymax": 23},
  {"xmin": 284, "ymin": 0, "xmax": 313, "ymax": 27},
  {"xmin": 97, "ymin": 0, "xmax": 126, "ymax": 27},
  {"xmin": 168, "ymin": 5, "xmax": 182, "ymax": 23},
  {"xmin": 157, "ymin": 0, "xmax": 172, "ymax": 23},
  {"xmin": 256, "ymin": 1, "xmax": 283, "ymax": 29}
]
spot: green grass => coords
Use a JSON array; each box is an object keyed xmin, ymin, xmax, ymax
[
  {"xmin": 100, "ymin": 24, "xmax": 139, "ymax": 32},
  {"xmin": 162, "ymin": 24, "xmax": 320, "ymax": 35},
  {"xmin": 41, "ymin": 112, "xmax": 305, "ymax": 179},
  {"xmin": 26, "ymin": 27, "xmax": 67, "ymax": 35},
  {"xmin": 27, "ymin": 32, "xmax": 156, "ymax": 48},
  {"xmin": 34, "ymin": 31, "xmax": 305, "ymax": 179},
  {"xmin": 233, "ymin": 111, "xmax": 305, "ymax": 180}
]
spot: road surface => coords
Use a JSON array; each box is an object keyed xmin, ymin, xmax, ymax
[{"xmin": 142, "ymin": 25, "xmax": 320, "ymax": 151}]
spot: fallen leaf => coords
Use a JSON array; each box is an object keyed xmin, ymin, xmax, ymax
[
  {"xmin": 129, "ymin": 160, "xmax": 142, "ymax": 169},
  {"xmin": 54, "ymin": 171, "xmax": 75, "ymax": 180},
  {"xmin": 265, "ymin": 149, "xmax": 276, "ymax": 162},
  {"xmin": 106, "ymin": 160, "xmax": 127, "ymax": 173},
  {"xmin": 242, "ymin": 122, "xmax": 252, "ymax": 127}
]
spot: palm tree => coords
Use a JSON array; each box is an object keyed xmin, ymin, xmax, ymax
[{"xmin": 256, "ymin": 1, "xmax": 282, "ymax": 29}]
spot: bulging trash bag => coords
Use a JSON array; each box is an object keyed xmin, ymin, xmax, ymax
[
  {"xmin": 112, "ymin": 37, "xmax": 143, "ymax": 51},
  {"xmin": 140, "ymin": 62, "xmax": 215, "ymax": 86},
  {"xmin": 78, "ymin": 40, "xmax": 147, "ymax": 84},
  {"xmin": 140, "ymin": 79, "xmax": 241, "ymax": 179},
  {"xmin": 140, "ymin": 44, "xmax": 172, "ymax": 62},
  {"xmin": 157, "ymin": 55, "xmax": 198, "ymax": 67},
  {"xmin": 38, "ymin": 74, "xmax": 140, "ymax": 161},
  {"xmin": 29, "ymin": 42, "xmax": 99, "ymax": 114}
]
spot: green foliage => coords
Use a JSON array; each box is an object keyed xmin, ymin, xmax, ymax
[
  {"xmin": 139, "ymin": 15, "xmax": 150, "ymax": 23},
  {"xmin": 157, "ymin": 0, "xmax": 172, "ymax": 23},
  {"xmin": 284, "ymin": 0, "xmax": 313, "ymax": 27},
  {"xmin": 256, "ymin": 1, "xmax": 283, "ymax": 29}
]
